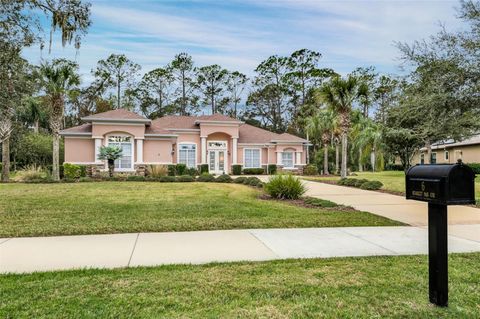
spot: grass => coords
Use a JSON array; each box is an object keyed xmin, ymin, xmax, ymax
[
  {"xmin": 0, "ymin": 182, "xmax": 402, "ymax": 237},
  {"xmin": 1, "ymin": 253, "xmax": 480, "ymax": 318},
  {"xmin": 305, "ymin": 171, "xmax": 480, "ymax": 202}
]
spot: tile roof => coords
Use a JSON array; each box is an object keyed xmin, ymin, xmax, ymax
[
  {"xmin": 196, "ymin": 114, "xmax": 241, "ymax": 122},
  {"xmin": 81, "ymin": 109, "xmax": 148, "ymax": 121},
  {"xmin": 429, "ymin": 134, "xmax": 480, "ymax": 150},
  {"xmin": 60, "ymin": 123, "xmax": 92, "ymax": 134},
  {"xmin": 151, "ymin": 116, "xmax": 198, "ymax": 130}
]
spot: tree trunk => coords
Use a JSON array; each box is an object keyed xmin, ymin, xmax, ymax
[
  {"xmin": 425, "ymin": 140, "xmax": 432, "ymax": 164},
  {"xmin": 34, "ymin": 119, "xmax": 39, "ymax": 133},
  {"xmin": 323, "ymin": 143, "xmax": 329, "ymax": 175},
  {"xmin": 358, "ymin": 149, "xmax": 363, "ymax": 172},
  {"xmin": 371, "ymin": 151, "xmax": 376, "ymax": 172},
  {"xmin": 335, "ymin": 143, "xmax": 339, "ymax": 175},
  {"xmin": 108, "ymin": 159, "xmax": 114, "ymax": 177},
  {"xmin": 1, "ymin": 136, "xmax": 10, "ymax": 182},
  {"xmin": 341, "ymin": 133, "xmax": 348, "ymax": 178},
  {"xmin": 117, "ymin": 79, "xmax": 121, "ymax": 109},
  {"xmin": 182, "ymin": 72, "xmax": 186, "ymax": 115},
  {"xmin": 52, "ymin": 131, "xmax": 60, "ymax": 181}
]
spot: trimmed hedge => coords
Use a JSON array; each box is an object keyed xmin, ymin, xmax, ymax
[
  {"xmin": 232, "ymin": 164, "xmax": 242, "ymax": 175},
  {"xmin": 216, "ymin": 174, "xmax": 232, "ymax": 183},
  {"xmin": 167, "ymin": 165, "xmax": 176, "ymax": 176},
  {"xmin": 385, "ymin": 163, "xmax": 404, "ymax": 171},
  {"xmin": 176, "ymin": 164, "xmax": 187, "ymax": 176},
  {"xmin": 267, "ymin": 164, "xmax": 277, "ymax": 175},
  {"xmin": 197, "ymin": 173, "xmax": 215, "ymax": 182},
  {"xmin": 63, "ymin": 163, "xmax": 82, "ymax": 180},
  {"xmin": 360, "ymin": 180, "xmax": 384, "ymax": 190},
  {"xmin": 199, "ymin": 164, "xmax": 209, "ymax": 174},
  {"xmin": 304, "ymin": 197, "xmax": 338, "ymax": 208},
  {"xmin": 243, "ymin": 168, "xmax": 264, "ymax": 175},
  {"xmin": 126, "ymin": 175, "xmax": 146, "ymax": 181},
  {"xmin": 176, "ymin": 175, "xmax": 194, "ymax": 182},
  {"xmin": 159, "ymin": 176, "xmax": 176, "ymax": 182},
  {"xmin": 244, "ymin": 176, "xmax": 262, "ymax": 187},
  {"xmin": 233, "ymin": 176, "xmax": 247, "ymax": 184},
  {"xmin": 185, "ymin": 167, "xmax": 198, "ymax": 176}
]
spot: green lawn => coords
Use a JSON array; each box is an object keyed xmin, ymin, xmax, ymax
[
  {"xmin": 1, "ymin": 253, "xmax": 479, "ymax": 318},
  {"xmin": 0, "ymin": 182, "xmax": 401, "ymax": 237},
  {"xmin": 305, "ymin": 171, "xmax": 480, "ymax": 202}
]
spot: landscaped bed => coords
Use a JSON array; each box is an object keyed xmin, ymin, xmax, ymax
[
  {"xmin": 1, "ymin": 253, "xmax": 479, "ymax": 318},
  {"xmin": 0, "ymin": 182, "xmax": 402, "ymax": 237}
]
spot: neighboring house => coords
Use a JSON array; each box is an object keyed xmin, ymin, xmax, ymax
[
  {"xmin": 60, "ymin": 109, "xmax": 309, "ymax": 175},
  {"xmin": 412, "ymin": 134, "xmax": 480, "ymax": 165}
]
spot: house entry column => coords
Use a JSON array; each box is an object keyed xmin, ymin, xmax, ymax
[
  {"xmin": 296, "ymin": 152, "xmax": 301, "ymax": 165},
  {"xmin": 201, "ymin": 137, "xmax": 207, "ymax": 164},
  {"xmin": 94, "ymin": 138, "xmax": 103, "ymax": 163},
  {"xmin": 277, "ymin": 152, "xmax": 282, "ymax": 165},
  {"xmin": 136, "ymin": 139, "xmax": 143, "ymax": 163},
  {"xmin": 232, "ymin": 137, "xmax": 238, "ymax": 164}
]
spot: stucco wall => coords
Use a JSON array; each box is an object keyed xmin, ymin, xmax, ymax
[
  {"xmin": 412, "ymin": 144, "xmax": 480, "ymax": 165},
  {"xmin": 174, "ymin": 134, "xmax": 201, "ymax": 165},
  {"xmin": 200, "ymin": 124, "xmax": 239, "ymax": 138},
  {"xmin": 144, "ymin": 140, "xmax": 173, "ymax": 164},
  {"xmin": 64, "ymin": 138, "xmax": 95, "ymax": 163}
]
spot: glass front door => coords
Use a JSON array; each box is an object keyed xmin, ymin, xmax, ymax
[{"xmin": 208, "ymin": 150, "xmax": 226, "ymax": 174}]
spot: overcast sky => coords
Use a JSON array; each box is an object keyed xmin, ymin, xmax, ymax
[{"xmin": 23, "ymin": 0, "xmax": 462, "ymax": 84}]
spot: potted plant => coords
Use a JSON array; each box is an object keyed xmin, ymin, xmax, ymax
[{"xmin": 97, "ymin": 146, "xmax": 123, "ymax": 177}]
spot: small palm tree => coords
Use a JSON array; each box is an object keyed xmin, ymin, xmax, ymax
[
  {"xmin": 355, "ymin": 120, "xmax": 385, "ymax": 172},
  {"xmin": 306, "ymin": 109, "xmax": 336, "ymax": 175},
  {"xmin": 97, "ymin": 146, "xmax": 123, "ymax": 177},
  {"xmin": 40, "ymin": 59, "xmax": 80, "ymax": 181},
  {"xmin": 318, "ymin": 75, "xmax": 365, "ymax": 178}
]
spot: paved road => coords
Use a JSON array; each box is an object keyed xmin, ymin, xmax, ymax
[{"xmin": 2, "ymin": 226, "xmax": 480, "ymax": 273}]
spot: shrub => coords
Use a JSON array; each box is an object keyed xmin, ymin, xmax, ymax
[
  {"xmin": 199, "ymin": 164, "xmax": 209, "ymax": 174},
  {"xmin": 243, "ymin": 168, "xmax": 264, "ymax": 175},
  {"xmin": 126, "ymin": 175, "xmax": 146, "ymax": 181},
  {"xmin": 159, "ymin": 176, "xmax": 176, "ymax": 182},
  {"xmin": 63, "ymin": 163, "xmax": 82, "ymax": 180},
  {"xmin": 467, "ymin": 163, "xmax": 480, "ymax": 175},
  {"xmin": 304, "ymin": 197, "xmax": 338, "ymax": 207},
  {"xmin": 176, "ymin": 164, "xmax": 187, "ymax": 176},
  {"xmin": 353, "ymin": 179, "xmax": 368, "ymax": 187},
  {"xmin": 167, "ymin": 165, "xmax": 176, "ymax": 176},
  {"xmin": 79, "ymin": 177, "xmax": 92, "ymax": 183},
  {"xmin": 176, "ymin": 175, "xmax": 194, "ymax": 182},
  {"xmin": 338, "ymin": 178, "xmax": 358, "ymax": 187},
  {"xmin": 186, "ymin": 167, "xmax": 199, "ymax": 176},
  {"xmin": 14, "ymin": 165, "xmax": 49, "ymax": 182},
  {"xmin": 147, "ymin": 165, "xmax": 168, "ymax": 177},
  {"xmin": 303, "ymin": 164, "xmax": 318, "ymax": 176},
  {"xmin": 197, "ymin": 173, "xmax": 215, "ymax": 182},
  {"xmin": 360, "ymin": 180, "xmax": 383, "ymax": 190},
  {"xmin": 267, "ymin": 164, "xmax": 277, "ymax": 175},
  {"xmin": 385, "ymin": 163, "xmax": 404, "ymax": 171},
  {"xmin": 244, "ymin": 176, "xmax": 262, "ymax": 187},
  {"xmin": 233, "ymin": 176, "xmax": 247, "ymax": 184},
  {"xmin": 216, "ymin": 174, "xmax": 232, "ymax": 183},
  {"xmin": 15, "ymin": 132, "xmax": 64, "ymax": 168},
  {"xmin": 264, "ymin": 174, "xmax": 306, "ymax": 200},
  {"xmin": 232, "ymin": 164, "xmax": 242, "ymax": 175}
]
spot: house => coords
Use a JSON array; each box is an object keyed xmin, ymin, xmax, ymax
[
  {"xmin": 412, "ymin": 134, "xmax": 480, "ymax": 165},
  {"xmin": 60, "ymin": 109, "xmax": 309, "ymax": 175}
]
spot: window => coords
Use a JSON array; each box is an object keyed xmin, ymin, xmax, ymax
[
  {"xmin": 282, "ymin": 152, "xmax": 294, "ymax": 168},
  {"xmin": 445, "ymin": 151, "xmax": 449, "ymax": 161},
  {"xmin": 108, "ymin": 136, "xmax": 133, "ymax": 170},
  {"xmin": 178, "ymin": 143, "xmax": 196, "ymax": 168},
  {"xmin": 244, "ymin": 149, "xmax": 261, "ymax": 168},
  {"xmin": 420, "ymin": 153, "xmax": 425, "ymax": 165},
  {"xmin": 431, "ymin": 152, "xmax": 437, "ymax": 164}
]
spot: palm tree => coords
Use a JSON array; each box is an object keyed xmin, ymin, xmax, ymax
[
  {"xmin": 306, "ymin": 109, "xmax": 336, "ymax": 175},
  {"xmin": 318, "ymin": 75, "xmax": 364, "ymax": 178},
  {"xmin": 350, "ymin": 110, "xmax": 369, "ymax": 172},
  {"xmin": 97, "ymin": 146, "xmax": 123, "ymax": 177},
  {"xmin": 354, "ymin": 119, "xmax": 385, "ymax": 172},
  {"xmin": 40, "ymin": 59, "xmax": 80, "ymax": 181}
]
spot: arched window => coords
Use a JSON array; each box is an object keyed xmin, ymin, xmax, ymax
[{"xmin": 108, "ymin": 135, "xmax": 134, "ymax": 171}]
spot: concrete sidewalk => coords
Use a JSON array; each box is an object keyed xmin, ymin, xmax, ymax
[{"xmin": 2, "ymin": 226, "xmax": 480, "ymax": 274}]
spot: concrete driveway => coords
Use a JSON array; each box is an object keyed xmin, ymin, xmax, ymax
[{"xmin": 255, "ymin": 176, "xmax": 480, "ymax": 227}]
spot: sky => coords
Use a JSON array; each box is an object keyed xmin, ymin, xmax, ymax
[{"xmin": 23, "ymin": 0, "xmax": 463, "ymax": 85}]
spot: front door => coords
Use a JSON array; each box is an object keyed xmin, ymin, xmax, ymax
[{"xmin": 209, "ymin": 150, "xmax": 226, "ymax": 174}]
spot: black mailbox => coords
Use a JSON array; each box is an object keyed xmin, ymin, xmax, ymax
[
  {"xmin": 406, "ymin": 163, "xmax": 476, "ymax": 205},
  {"xmin": 405, "ymin": 160, "xmax": 476, "ymax": 307}
]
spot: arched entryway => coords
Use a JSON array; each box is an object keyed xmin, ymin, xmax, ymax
[{"xmin": 205, "ymin": 132, "xmax": 231, "ymax": 174}]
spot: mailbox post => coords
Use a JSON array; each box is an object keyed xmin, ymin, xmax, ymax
[{"xmin": 406, "ymin": 160, "xmax": 475, "ymax": 307}]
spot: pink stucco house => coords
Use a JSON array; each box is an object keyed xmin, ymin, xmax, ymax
[{"xmin": 60, "ymin": 109, "xmax": 309, "ymax": 175}]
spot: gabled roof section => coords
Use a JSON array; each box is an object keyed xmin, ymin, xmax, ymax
[
  {"xmin": 60, "ymin": 123, "xmax": 92, "ymax": 136},
  {"xmin": 81, "ymin": 109, "xmax": 150, "ymax": 124},
  {"xmin": 238, "ymin": 124, "xmax": 307, "ymax": 144},
  {"xmin": 195, "ymin": 114, "xmax": 243, "ymax": 124},
  {"xmin": 425, "ymin": 134, "xmax": 480, "ymax": 151},
  {"xmin": 151, "ymin": 116, "xmax": 199, "ymax": 130},
  {"xmin": 274, "ymin": 133, "xmax": 309, "ymax": 143}
]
